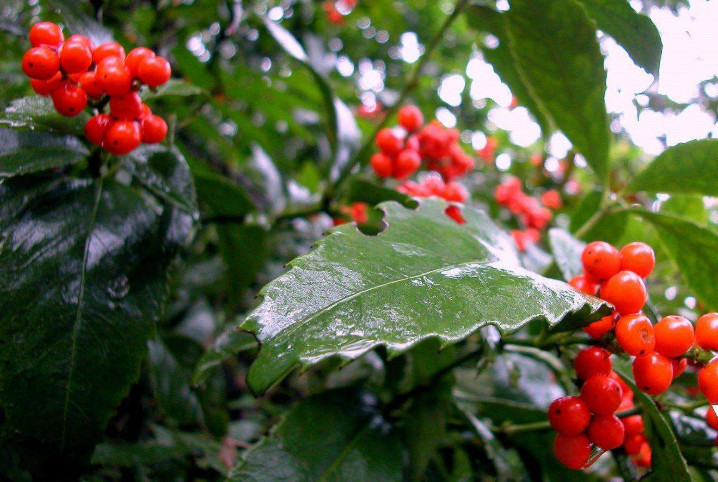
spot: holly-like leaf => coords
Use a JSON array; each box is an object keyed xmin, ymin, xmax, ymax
[
  {"xmin": 240, "ymin": 199, "xmax": 608, "ymax": 394},
  {"xmin": 228, "ymin": 390, "xmax": 403, "ymax": 481},
  {"xmin": 576, "ymin": 0, "xmax": 663, "ymax": 76},
  {"xmin": 505, "ymin": 0, "xmax": 610, "ymax": 180},
  {"xmin": 629, "ymin": 139, "xmax": 718, "ymax": 196},
  {"xmin": 0, "ymin": 97, "xmax": 88, "ymax": 135},
  {"xmin": 347, "ymin": 177, "xmax": 414, "ymax": 207},
  {"xmin": 548, "ymin": 228, "xmax": 585, "ymax": 281},
  {"xmin": 633, "ymin": 210, "xmax": 718, "ymax": 311},
  {"xmin": 0, "ymin": 176, "xmax": 196, "ymax": 475},
  {"xmin": 0, "ymin": 129, "xmax": 88, "ymax": 178}
]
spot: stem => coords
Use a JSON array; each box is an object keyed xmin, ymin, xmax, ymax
[
  {"xmin": 572, "ymin": 198, "xmax": 619, "ymax": 239},
  {"xmin": 384, "ymin": 345, "xmax": 484, "ymax": 414},
  {"xmin": 327, "ymin": 0, "xmax": 471, "ymax": 198},
  {"xmin": 499, "ymin": 408, "xmax": 640, "ymax": 435},
  {"xmin": 88, "ymin": 147, "xmax": 102, "ymax": 178}
]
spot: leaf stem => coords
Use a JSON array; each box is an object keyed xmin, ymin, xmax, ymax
[
  {"xmin": 327, "ymin": 0, "xmax": 471, "ymax": 198},
  {"xmin": 498, "ymin": 407, "xmax": 640, "ymax": 435}
]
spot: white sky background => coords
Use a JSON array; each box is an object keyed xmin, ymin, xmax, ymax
[{"xmin": 433, "ymin": 0, "xmax": 718, "ymax": 156}]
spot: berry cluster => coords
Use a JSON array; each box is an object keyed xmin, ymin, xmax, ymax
[
  {"xmin": 371, "ymin": 106, "xmax": 474, "ymax": 181},
  {"xmin": 22, "ymin": 22, "xmax": 170, "ymax": 155},
  {"xmin": 494, "ymin": 176, "xmax": 560, "ymax": 251},
  {"xmin": 552, "ymin": 239, "xmax": 718, "ymax": 469},
  {"xmin": 549, "ymin": 349, "xmax": 651, "ymax": 469},
  {"xmin": 397, "ymin": 174, "xmax": 468, "ymax": 224}
]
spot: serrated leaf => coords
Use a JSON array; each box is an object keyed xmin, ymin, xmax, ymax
[
  {"xmin": 614, "ymin": 367, "xmax": 691, "ymax": 482},
  {"xmin": 228, "ymin": 390, "xmax": 403, "ymax": 481},
  {"xmin": 0, "ymin": 97, "xmax": 88, "ymax": 135},
  {"xmin": 240, "ymin": 199, "xmax": 608, "ymax": 394},
  {"xmin": 633, "ymin": 209, "xmax": 718, "ymax": 311},
  {"xmin": 629, "ymin": 139, "xmax": 718, "ymax": 196},
  {"xmin": 506, "ymin": 0, "xmax": 610, "ymax": 180},
  {"xmin": 548, "ymin": 228, "xmax": 585, "ymax": 281},
  {"xmin": 464, "ymin": 6, "xmax": 552, "ymax": 137},
  {"xmin": 576, "ymin": 0, "xmax": 662, "ymax": 76},
  {"xmin": 0, "ymin": 176, "xmax": 194, "ymax": 474},
  {"xmin": 0, "ymin": 129, "xmax": 88, "ymax": 178}
]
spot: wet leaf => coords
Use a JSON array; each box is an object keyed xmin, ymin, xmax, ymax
[
  {"xmin": 0, "ymin": 97, "xmax": 89, "ymax": 136},
  {"xmin": 240, "ymin": 199, "xmax": 608, "ymax": 394},
  {"xmin": 0, "ymin": 129, "xmax": 88, "ymax": 178}
]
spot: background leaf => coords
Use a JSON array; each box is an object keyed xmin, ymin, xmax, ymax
[
  {"xmin": 548, "ymin": 228, "xmax": 585, "ymax": 281},
  {"xmin": 0, "ymin": 97, "xmax": 88, "ymax": 135},
  {"xmin": 0, "ymin": 128, "xmax": 88, "ymax": 178},
  {"xmin": 506, "ymin": 0, "xmax": 610, "ymax": 180}
]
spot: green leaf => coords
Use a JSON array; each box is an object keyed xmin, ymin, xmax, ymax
[
  {"xmin": 126, "ymin": 145, "xmax": 199, "ymax": 215},
  {"xmin": 576, "ymin": 0, "xmax": 663, "ymax": 76},
  {"xmin": 633, "ymin": 210, "xmax": 718, "ymax": 311},
  {"xmin": 464, "ymin": 6, "xmax": 552, "ymax": 137},
  {"xmin": 217, "ymin": 224, "xmax": 269, "ymax": 301},
  {"xmin": 0, "ymin": 129, "xmax": 88, "ymax": 178},
  {"xmin": 506, "ymin": 0, "xmax": 610, "ymax": 180},
  {"xmin": 614, "ymin": 367, "xmax": 691, "ymax": 482},
  {"xmin": 228, "ymin": 390, "xmax": 403, "ymax": 481},
  {"xmin": 548, "ymin": 228, "xmax": 585, "ymax": 281},
  {"xmin": 241, "ymin": 199, "xmax": 608, "ymax": 394},
  {"xmin": 629, "ymin": 139, "xmax": 718, "ymax": 196},
  {"xmin": 140, "ymin": 80, "xmax": 206, "ymax": 100},
  {"xmin": 0, "ymin": 176, "xmax": 194, "ymax": 474},
  {"xmin": 192, "ymin": 324, "xmax": 256, "ymax": 384},
  {"xmin": 44, "ymin": 0, "xmax": 113, "ymax": 47},
  {"xmin": 0, "ymin": 97, "xmax": 88, "ymax": 135},
  {"xmin": 192, "ymin": 170, "xmax": 257, "ymax": 218},
  {"xmin": 570, "ymin": 191, "xmax": 628, "ymax": 243},
  {"xmin": 346, "ymin": 177, "xmax": 414, "ymax": 207}
]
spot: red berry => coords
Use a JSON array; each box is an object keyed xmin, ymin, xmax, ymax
[
  {"xmin": 620, "ymin": 242, "xmax": 655, "ymax": 278},
  {"xmin": 84, "ymin": 114, "xmax": 114, "ymax": 145},
  {"xmin": 582, "ymin": 241, "xmax": 621, "ymax": 281},
  {"xmin": 632, "ymin": 352, "xmax": 673, "ymax": 395},
  {"xmin": 22, "ymin": 46, "xmax": 60, "ymax": 80},
  {"xmin": 370, "ymin": 153, "xmax": 393, "ymax": 178},
  {"xmin": 137, "ymin": 56, "xmax": 171, "ymax": 86},
  {"xmin": 375, "ymin": 128, "xmax": 403, "ymax": 156},
  {"xmin": 96, "ymin": 57, "xmax": 133, "ymax": 96},
  {"xmin": 444, "ymin": 205, "xmax": 465, "ymax": 224},
  {"xmin": 698, "ymin": 360, "xmax": 718, "ymax": 404},
  {"xmin": 587, "ymin": 414, "xmax": 625, "ymax": 450},
  {"xmin": 569, "ymin": 274, "xmax": 599, "ymax": 296},
  {"xmin": 615, "ymin": 314, "xmax": 655, "ymax": 356},
  {"xmin": 671, "ymin": 358, "xmax": 688, "ymax": 379},
  {"xmin": 696, "ymin": 313, "xmax": 718, "ymax": 351},
  {"xmin": 59, "ymin": 39, "xmax": 93, "ymax": 74},
  {"xmin": 110, "ymin": 91, "xmax": 144, "ymax": 119},
  {"xmin": 621, "ymin": 415, "xmax": 644, "ymax": 436},
  {"xmin": 141, "ymin": 115, "xmax": 168, "ymax": 143},
  {"xmin": 443, "ymin": 182, "xmax": 467, "ymax": 203},
  {"xmin": 93, "ymin": 42, "xmax": 126, "ymax": 65},
  {"xmin": 77, "ymin": 71, "xmax": 104, "ymax": 99},
  {"xmin": 125, "ymin": 47, "xmax": 155, "ymax": 77},
  {"xmin": 584, "ymin": 313, "xmax": 617, "ymax": 340},
  {"xmin": 706, "ymin": 407, "xmax": 718, "ymax": 431},
  {"xmin": 30, "ymin": 72, "xmax": 64, "ymax": 96},
  {"xmin": 553, "ymin": 433, "xmax": 591, "ymax": 470},
  {"xmin": 103, "ymin": 120, "xmax": 141, "ymax": 155},
  {"xmin": 548, "ymin": 396, "xmax": 591, "ymax": 436},
  {"xmin": 393, "ymin": 149, "xmax": 421, "ymax": 179},
  {"xmin": 29, "ymin": 22, "xmax": 64, "ymax": 48},
  {"xmin": 636, "ymin": 446, "xmax": 653, "ymax": 467},
  {"xmin": 65, "ymin": 34, "xmax": 93, "ymax": 51},
  {"xmin": 654, "ymin": 315, "xmax": 695, "ymax": 358},
  {"xmin": 600, "ymin": 271, "xmax": 647, "ymax": 315},
  {"xmin": 580, "ymin": 375, "xmax": 623, "ymax": 415},
  {"xmin": 623, "ymin": 433, "xmax": 646, "ymax": 455},
  {"xmin": 574, "ymin": 347, "xmax": 612, "ymax": 381},
  {"xmin": 397, "ymin": 105, "xmax": 423, "ymax": 132},
  {"xmin": 51, "ymin": 83, "xmax": 87, "ymax": 117}
]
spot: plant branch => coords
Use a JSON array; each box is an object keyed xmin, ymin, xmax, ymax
[{"xmin": 327, "ymin": 0, "xmax": 471, "ymax": 198}]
